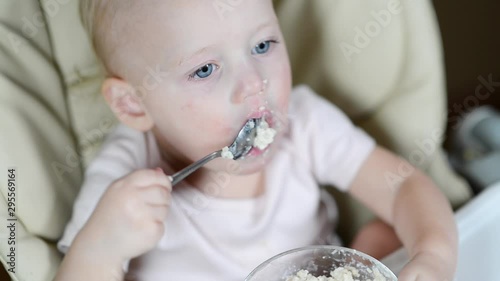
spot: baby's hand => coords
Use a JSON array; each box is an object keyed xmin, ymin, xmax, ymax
[
  {"xmin": 76, "ymin": 168, "xmax": 172, "ymax": 263},
  {"xmin": 398, "ymin": 251, "xmax": 455, "ymax": 281}
]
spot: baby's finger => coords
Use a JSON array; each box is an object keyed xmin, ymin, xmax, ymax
[
  {"xmin": 140, "ymin": 185, "xmax": 172, "ymax": 206},
  {"xmin": 120, "ymin": 168, "xmax": 172, "ymax": 191}
]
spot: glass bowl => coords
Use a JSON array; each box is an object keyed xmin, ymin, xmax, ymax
[{"xmin": 245, "ymin": 246, "xmax": 398, "ymax": 281}]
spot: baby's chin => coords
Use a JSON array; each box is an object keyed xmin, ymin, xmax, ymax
[{"xmin": 205, "ymin": 156, "xmax": 265, "ymax": 176}]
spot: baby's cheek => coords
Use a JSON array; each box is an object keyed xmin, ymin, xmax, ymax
[
  {"xmin": 182, "ymin": 100, "xmax": 233, "ymax": 137},
  {"xmin": 206, "ymin": 116, "xmax": 234, "ymax": 137},
  {"xmin": 276, "ymin": 74, "xmax": 292, "ymax": 109}
]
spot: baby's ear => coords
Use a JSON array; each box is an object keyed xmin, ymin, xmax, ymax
[{"xmin": 102, "ymin": 77, "xmax": 154, "ymax": 132}]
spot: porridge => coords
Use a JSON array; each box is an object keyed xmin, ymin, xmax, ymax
[
  {"xmin": 285, "ymin": 267, "xmax": 387, "ymax": 281},
  {"xmin": 254, "ymin": 119, "xmax": 276, "ymax": 150}
]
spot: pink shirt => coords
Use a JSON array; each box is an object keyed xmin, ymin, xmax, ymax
[{"xmin": 58, "ymin": 85, "xmax": 375, "ymax": 281}]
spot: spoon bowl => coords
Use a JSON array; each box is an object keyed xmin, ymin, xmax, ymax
[
  {"xmin": 229, "ymin": 118, "xmax": 262, "ymax": 160},
  {"xmin": 169, "ymin": 118, "xmax": 262, "ymax": 185}
]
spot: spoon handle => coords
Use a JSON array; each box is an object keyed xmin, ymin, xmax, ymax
[{"xmin": 169, "ymin": 151, "xmax": 222, "ymax": 186}]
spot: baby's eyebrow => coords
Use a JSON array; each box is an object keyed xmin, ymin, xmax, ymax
[
  {"xmin": 177, "ymin": 44, "xmax": 217, "ymax": 67},
  {"xmin": 175, "ymin": 21, "xmax": 276, "ymax": 67},
  {"xmin": 253, "ymin": 21, "xmax": 274, "ymax": 34}
]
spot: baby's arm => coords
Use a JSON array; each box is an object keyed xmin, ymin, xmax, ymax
[
  {"xmin": 55, "ymin": 169, "xmax": 172, "ymax": 281},
  {"xmin": 55, "ymin": 233, "xmax": 125, "ymax": 281},
  {"xmin": 348, "ymin": 146, "xmax": 457, "ymax": 281}
]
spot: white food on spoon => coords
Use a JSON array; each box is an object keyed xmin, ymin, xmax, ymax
[
  {"xmin": 253, "ymin": 119, "xmax": 276, "ymax": 150},
  {"xmin": 221, "ymin": 146, "xmax": 234, "ymax": 159}
]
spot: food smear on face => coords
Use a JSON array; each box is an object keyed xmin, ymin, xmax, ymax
[
  {"xmin": 253, "ymin": 119, "xmax": 276, "ymax": 150},
  {"xmin": 221, "ymin": 146, "xmax": 234, "ymax": 159},
  {"xmin": 285, "ymin": 267, "xmax": 387, "ymax": 281}
]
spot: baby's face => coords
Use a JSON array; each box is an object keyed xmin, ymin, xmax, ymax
[{"xmin": 124, "ymin": 0, "xmax": 291, "ymax": 174}]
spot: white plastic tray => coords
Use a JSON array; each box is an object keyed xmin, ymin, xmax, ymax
[{"xmin": 381, "ymin": 182, "xmax": 500, "ymax": 280}]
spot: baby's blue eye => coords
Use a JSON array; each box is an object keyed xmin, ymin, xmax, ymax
[
  {"xmin": 192, "ymin": 64, "xmax": 215, "ymax": 79},
  {"xmin": 252, "ymin": 40, "xmax": 273, "ymax": 55}
]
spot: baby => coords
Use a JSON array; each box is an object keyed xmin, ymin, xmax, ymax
[{"xmin": 55, "ymin": 1, "xmax": 457, "ymax": 281}]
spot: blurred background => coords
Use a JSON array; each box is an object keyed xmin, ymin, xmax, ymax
[
  {"xmin": 434, "ymin": 0, "xmax": 500, "ymax": 134},
  {"xmin": 433, "ymin": 0, "xmax": 500, "ymax": 192}
]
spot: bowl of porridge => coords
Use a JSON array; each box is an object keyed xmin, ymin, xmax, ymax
[{"xmin": 245, "ymin": 246, "xmax": 397, "ymax": 281}]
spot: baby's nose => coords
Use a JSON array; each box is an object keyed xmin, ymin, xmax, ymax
[{"xmin": 232, "ymin": 77, "xmax": 268, "ymax": 103}]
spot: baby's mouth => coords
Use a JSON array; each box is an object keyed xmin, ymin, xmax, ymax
[
  {"xmin": 253, "ymin": 118, "xmax": 276, "ymax": 150},
  {"xmin": 221, "ymin": 115, "xmax": 275, "ymax": 160},
  {"xmin": 246, "ymin": 107, "xmax": 278, "ymax": 154},
  {"xmin": 221, "ymin": 106, "xmax": 283, "ymax": 160},
  {"xmin": 247, "ymin": 106, "xmax": 275, "ymax": 128}
]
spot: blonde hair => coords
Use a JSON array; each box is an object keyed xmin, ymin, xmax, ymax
[{"xmin": 79, "ymin": 0, "xmax": 134, "ymax": 76}]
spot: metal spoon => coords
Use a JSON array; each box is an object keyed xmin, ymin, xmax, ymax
[{"xmin": 168, "ymin": 118, "xmax": 262, "ymax": 186}]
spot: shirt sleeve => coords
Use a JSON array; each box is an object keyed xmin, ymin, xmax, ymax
[
  {"xmin": 288, "ymin": 85, "xmax": 376, "ymax": 191},
  {"xmin": 57, "ymin": 124, "xmax": 146, "ymax": 272}
]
